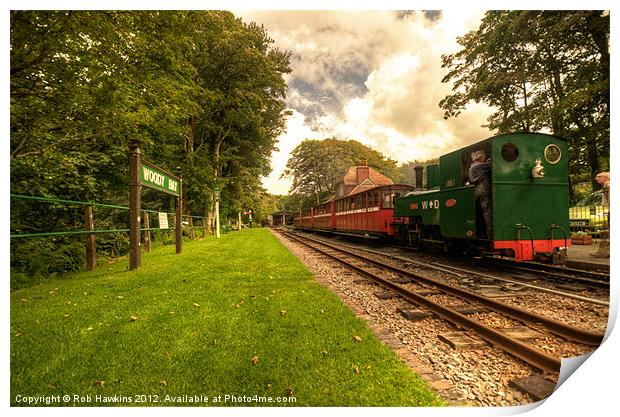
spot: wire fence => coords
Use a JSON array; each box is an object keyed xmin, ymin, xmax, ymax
[
  {"xmin": 10, "ymin": 193, "xmax": 208, "ymax": 239},
  {"xmin": 10, "ymin": 194, "xmax": 215, "ymax": 274}
]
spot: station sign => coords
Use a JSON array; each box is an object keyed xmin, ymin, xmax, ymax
[{"xmin": 139, "ymin": 160, "xmax": 180, "ymax": 196}]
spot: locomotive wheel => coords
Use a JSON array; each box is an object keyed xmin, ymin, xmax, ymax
[
  {"xmin": 407, "ymin": 223, "xmax": 422, "ymax": 249},
  {"xmin": 551, "ymin": 248, "xmax": 567, "ymax": 265}
]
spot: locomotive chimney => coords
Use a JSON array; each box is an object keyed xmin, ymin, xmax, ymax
[{"xmin": 414, "ymin": 165, "xmax": 424, "ymax": 190}]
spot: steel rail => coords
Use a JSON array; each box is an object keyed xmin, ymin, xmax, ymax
[
  {"xmin": 283, "ymin": 231, "xmax": 562, "ymax": 374},
  {"xmin": 479, "ymin": 260, "xmax": 609, "ymax": 287},
  {"xmin": 476, "ymin": 261, "xmax": 609, "ymax": 290},
  {"xmin": 285, "ymin": 231, "xmax": 604, "ymax": 346},
  {"xmin": 485, "ymin": 256, "xmax": 609, "ymax": 280},
  {"xmin": 426, "ymin": 262, "xmax": 609, "ymax": 306}
]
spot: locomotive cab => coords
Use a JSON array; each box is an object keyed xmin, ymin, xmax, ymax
[{"xmin": 395, "ymin": 133, "xmax": 570, "ymax": 263}]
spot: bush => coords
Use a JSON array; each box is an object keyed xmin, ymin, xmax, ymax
[{"xmin": 10, "ymin": 237, "xmax": 86, "ymax": 288}]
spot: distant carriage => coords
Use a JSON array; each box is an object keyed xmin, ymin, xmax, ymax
[{"xmin": 295, "ymin": 184, "xmax": 414, "ymax": 236}]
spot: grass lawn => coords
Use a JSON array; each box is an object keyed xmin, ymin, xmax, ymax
[{"xmin": 10, "ymin": 228, "xmax": 444, "ymax": 407}]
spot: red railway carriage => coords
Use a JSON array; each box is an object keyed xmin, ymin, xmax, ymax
[
  {"xmin": 295, "ymin": 184, "xmax": 414, "ymax": 237},
  {"xmin": 313, "ymin": 201, "xmax": 335, "ymax": 229},
  {"xmin": 295, "ymin": 207, "xmax": 314, "ymax": 228},
  {"xmin": 334, "ymin": 184, "xmax": 414, "ymax": 236}
]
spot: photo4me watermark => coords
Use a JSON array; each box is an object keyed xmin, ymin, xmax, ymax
[{"xmin": 14, "ymin": 393, "xmax": 298, "ymax": 405}]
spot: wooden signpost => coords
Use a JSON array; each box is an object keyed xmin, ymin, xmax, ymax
[{"xmin": 129, "ymin": 140, "xmax": 183, "ymax": 270}]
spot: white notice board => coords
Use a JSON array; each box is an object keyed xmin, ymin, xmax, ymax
[{"xmin": 158, "ymin": 212, "xmax": 169, "ymax": 229}]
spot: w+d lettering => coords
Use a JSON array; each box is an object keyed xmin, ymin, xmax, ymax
[{"xmin": 422, "ymin": 200, "xmax": 439, "ymax": 209}]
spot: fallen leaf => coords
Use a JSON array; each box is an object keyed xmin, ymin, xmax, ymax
[
  {"xmin": 86, "ymin": 327, "xmax": 93, "ymax": 331},
  {"xmin": 280, "ymin": 309, "xmax": 287, "ymax": 316},
  {"xmin": 15, "ymin": 332, "xmax": 22, "ymax": 337},
  {"xmin": 266, "ymin": 384, "xmax": 272, "ymax": 389},
  {"xmin": 21, "ymin": 298, "xmax": 28, "ymax": 303},
  {"xmin": 251, "ymin": 356, "xmax": 260, "ymax": 365},
  {"xmin": 321, "ymin": 350, "xmax": 329, "ymax": 356},
  {"xmin": 366, "ymin": 365, "xmax": 372, "ymax": 370},
  {"xmin": 117, "ymin": 296, "xmax": 124, "ymax": 300},
  {"xmin": 320, "ymin": 309, "xmax": 325, "ymax": 314},
  {"xmin": 46, "ymin": 383, "xmax": 56, "ymax": 389},
  {"xmin": 93, "ymin": 380, "xmax": 106, "ymax": 387},
  {"xmin": 353, "ymin": 335, "xmax": 362, "ymax": 342},
  {"xmin": 63, "ymin": 314, "xmax": 70, "ymax": 319},
  {"xmin": 159, "ymin": 380, "xmax": 167, "ymax": 386},
  {"xmin": 353, "ymin": 366, "xmax": 360, "ymax": 374},
  {"xmin": 193, "ymin": 303, "xmax": 201, "ymax": 308},
  {"xmin": 129, "ymin": 316, "xmax": 138, "ymax": 322},
  {"xmin": 286, "ymin": 387, "xmax": 294, "ymax": 396}
]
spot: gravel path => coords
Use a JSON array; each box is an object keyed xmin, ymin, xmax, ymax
[{"xmin": 272, "ymin": 229, "xmax": 606, "ymax": 406}]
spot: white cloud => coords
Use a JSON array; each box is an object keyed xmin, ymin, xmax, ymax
[
  {"xmin": 261, "ymin": 109, "xmax": 325, "ymax": 195},
  {"xmin": 240, "ymin": 10, "xmax": 493, "ymax": 193}
]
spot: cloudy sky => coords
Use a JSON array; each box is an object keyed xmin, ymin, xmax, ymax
[{"xmin": 237, "ymin": 10, "xmax": 493, "ymax": 195}]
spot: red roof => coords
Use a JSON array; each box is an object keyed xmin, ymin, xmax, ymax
[{"xmin": 341, "ymin": 166, "xmax": 393, "ymax": 186}]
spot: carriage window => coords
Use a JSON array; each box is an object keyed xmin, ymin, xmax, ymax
[
  {"xmin": 544, "ymin": 144, "xmax": 561, "ymax": 164},
  {"xmin": 373, "ymin": 191, "xmax": 379, "ymax": 207},
  {"xmin": 383, "ymin": 193, "xmax": 393, "ymax": 208},
  {"xmin": 501, "ymin": 143, "xmax": 519, "ymax": 162}
]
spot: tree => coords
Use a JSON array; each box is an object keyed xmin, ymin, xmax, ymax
[
  {"xmin": 398, "ymin": 159, "xmax": 440, "ymax": 187},
  {"xmin": 10, "ymin": 11, "xmax": 291, "ymax": 277},
  {"xmin": 168, "ymin": 11, "xmax": 292, "ymax": 227},
  {"xmin": 439, "ymin": 11, "xmax": 609, "ymax": 189},
  {"xmin": 283, "ymin": 138, "xmax": 400, "ymax": 206}
]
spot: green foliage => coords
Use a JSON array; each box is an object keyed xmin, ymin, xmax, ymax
[
  {"xmin": 11, "ymin": 11, "xmax": 291, "ymax": 277},
  {"xmin": 398, "ymin": 159, "xmax": 440, "ymax": 187},
  {"xmin": 282, "ymin": 138, "xmax": 400, "ymax": 206},
  {"xmin": 11, "ymin": 237, "xmax": 85, "ymax": 287},
  {"xmin": 439, "ymin": 11, "xmax": 609, "ymax": 191}
]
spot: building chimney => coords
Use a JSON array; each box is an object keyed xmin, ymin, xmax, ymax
[
  {"xmin": 357, "ymin": 166, "xmax": 370, "ymax": 183},
  {"xmin": 414, "ymin": 165, "xmax": 424, "ymax": 190}
]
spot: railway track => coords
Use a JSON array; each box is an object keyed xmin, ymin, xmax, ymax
[
  {"xmin": 279, "ymin": 230, "xmax": 605, "ymax": 375},
  {"xmin": 475, "ymin": 257, "xmax": 609, "ymax": 289},
  {"xmin": 289, "ymin": 230, "xmax": 609, "ymax": 306}
]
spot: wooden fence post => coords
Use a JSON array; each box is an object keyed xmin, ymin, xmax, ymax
[
  {"xmin": 85, "ymin": 205, "xmax": 96, "ymax": 270},
  {"xmin": 144, "ymin": 212, "xmax": 152, "ymax": 252},
  {"xmin": 189, "ymin": 217, "xmax": 195, "ymax": 240},
  {"xmin": 175, "ymin": 167, "xmax": 183, "ymax": 254},
  {"xmin": 129, "ymin": 140, "xmax": 142, "ymax": 270}
]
